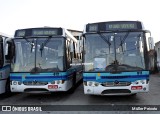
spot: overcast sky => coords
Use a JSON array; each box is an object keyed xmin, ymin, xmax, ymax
[{"xmin": 0, "ymin": 0, "xmax": 159, "ymax": 42}]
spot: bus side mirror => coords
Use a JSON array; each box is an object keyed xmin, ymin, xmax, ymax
[
  {"xmin": 148, "ymin": 37, "xmax": 154, "ymax": 50},
  {"xmin": 5, "ymin": 40, "xmax": 15, "ymax": 61}
]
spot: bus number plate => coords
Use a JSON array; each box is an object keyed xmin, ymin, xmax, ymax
[
  {"xmin": 131, "ymin": 86, "xmax": 142, "ymax": 90},
  {"xmin": 48, "ymin": 85, "xmax": 58, "ymax": 89}
]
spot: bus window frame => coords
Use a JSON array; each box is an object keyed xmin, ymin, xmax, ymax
[
  {"xmin": 0, "ymin": 37, "xmax": 4, "ymax": 68},
  {"xmin": 83, "ymin": 30, "xmax": 150, "ymax": 72},
  {"xmin": 13, "ymin": 36, "xmax": 66, "ymax": 73}
]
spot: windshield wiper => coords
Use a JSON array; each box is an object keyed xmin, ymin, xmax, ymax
[
  {"xmin": 23, "ymin": 37, "xmax": 35, "ymax": 53},
  {"xmin": 119, "ymin": 32, "xmax": 130, "ymax": 48},
  {"xmin": 39, "ymin": 36, "xmax": 52, "ymax": 57},
  {"xmin": 112, "ymin": 31, "xmax": 129, "ymax": 54},
  {"xmin": 97, "ymin": 32, "xmax": 111, "ymax": 53}
]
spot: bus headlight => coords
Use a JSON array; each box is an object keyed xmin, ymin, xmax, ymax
[
  {"xmin": 51, "ymin": 80, "xmax": 64, "ymax": 84},
  {"xmin": 12, "ymin": 81, "xmax": 18, "ymax": 85},
  {"xmin": 94, "ymin": 82, "xmax": 99, "ymax": 86},
  {"xmin": 18, "ymin": 81, "xmax": 22, "ymax": 85},
  {"xmin": 51, "ymin": 81, "xmax": 55, "ymax": 84},
  {"xmin": 140, "ymin": 80, "xmax": 145, "ymax": 84},
  {"xmin": 88, "ymin": 82, "xmax": 93, "ymax": 86},
  {"xmin": 87, "ymin": 81, "xmax": 99, "ymax": 86},
  {"xmin": 132, "ymin": 80, "xmax": 146, "ymax": 85},
  {"xmin": 132, "ymin": 81, "xmax": 139, "ymax": 85}
]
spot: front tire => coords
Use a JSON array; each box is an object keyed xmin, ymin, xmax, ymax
[
  {"xmin": 5, "ymin": 79, "xmax": 11, "ymax": 95},
  {"xmin": 67, "ymin": 73, "xmax": 76, "ymax": 94}
]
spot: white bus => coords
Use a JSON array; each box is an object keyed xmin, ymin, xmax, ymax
[
  {"xmin": 82, "ymin": 21, "xmax": 154, "ymax": 95},
  {"xmin": 0, "ymin": 32, "xmax": 13, "ymax": 94},
  {"xmin": 10, "ymin": 27, "xmax": 83, "ymax": 93}
]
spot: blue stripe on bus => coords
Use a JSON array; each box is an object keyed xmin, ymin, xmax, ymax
[
  {"xmin": 83, "ymin": 77, "xmax": 96, "ymax": 80},
  {"xmin": 83, "ymin": 71, "xmax": 149, "ymax": 82},
  {"xmin": 10, "ymin": 72, "xmax": 68, "ymax": 76},
  {"xmin": 25, "ymin": 76, "xmax": 64, "ymax": 79},
  {"xmin": 10, "ymin": 72, "xmax": 74, "ymax": 82},
  {"xmin": 83, "ymin": 76, "xmax": 149, "ymax": 82},
  {"xmin": 10, "ymin": 77, "xmax": 22, "ymax": 79},
  {"xmin": 83, "ymin": 75, "xmax": 149, "ymax": 79},
  {"xmin": 101, "ymin": 75, "xmax": 149, "ymax": 79},
  {"xmin": 10, "ymin": 75, "xmax": 70, "ymax": 78},
  {"xmin": 83, "ymin": 71, "xmax": 149, "ymax": 76}
]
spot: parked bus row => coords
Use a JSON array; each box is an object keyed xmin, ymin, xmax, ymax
[{"xmin": 0, "ymin": 21, "xmax": 158, "ymax": 96}]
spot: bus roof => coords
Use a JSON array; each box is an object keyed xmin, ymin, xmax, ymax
[{"xmin": 14, "ymin": 27, "xmax": 78, "ymax": 43}]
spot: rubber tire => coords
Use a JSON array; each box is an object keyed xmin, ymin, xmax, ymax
[
  {"xmin": 5, "ymin": 79, "xmax": 11, "ymax": 95},
  {"xmin": 67, "ymin": 73, "xmax": 76, "ymax": 94}
]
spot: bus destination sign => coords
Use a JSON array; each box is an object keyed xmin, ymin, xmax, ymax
[
  {"xmin": 32, "ymin": 29, "xmax": 58, "ymax": 36},
  {"xmin": 107, "ymin": 23, "xmax": 135, "ymax": 30},
  {"xmin": 86, "ymin": 21, "xmax": 143, "ymax": 32},
  {"xmin": 15, "ymin": 28, "xmax": 62, "ymax": 37}
]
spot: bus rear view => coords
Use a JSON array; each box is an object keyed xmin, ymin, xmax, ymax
[{"xmin": 82, "ymin": 21, "xmax": 153, "ymax": 95}]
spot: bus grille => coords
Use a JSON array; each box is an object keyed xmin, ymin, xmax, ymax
[
  {"xmin": 24, "ymin": 88, "xmax": 49, "ymax": 93},
  {"xmin": 101, "ymin": 82, "xmax": 131, "ymax": 87},
  {"xmin": 23, "ymin": 81, "xmax": 48, "ymax": 85},
  {"xmin": 101, "ymin": 89, "xmax": 131, "ymax": 94}
]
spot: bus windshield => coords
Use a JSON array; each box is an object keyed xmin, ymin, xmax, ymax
[
  {"xmin": 12, "ymin": 37, "xmax": 64, "ymax": 72},
  {"xmin": 84, "ymin": 32, "xmax": 145, "ymax": 72}
]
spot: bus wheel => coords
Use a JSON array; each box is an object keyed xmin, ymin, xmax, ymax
[
  {"xmin": 67, "ymin": 73, "xmax": 76, "ymax": 94},
  {"xmin": 5, "ymin": 79, "xmax": 11, "ymax": 95}
]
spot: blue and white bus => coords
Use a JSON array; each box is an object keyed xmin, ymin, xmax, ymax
[
  {"xmin": 0, "ymin": 32, "xmax": 13, "ymax": 94},
  {"xmin": 82, "ymin": 21, "xmax": 154, "ymax": 95},
  {"xmin": 10, "ymin": 27, "xmax": 82, "ymax": 93}
]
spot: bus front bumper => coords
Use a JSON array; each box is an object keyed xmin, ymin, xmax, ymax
[
  {"xmin": 83, "ymin": 83, "xmax": 149, "ymax": 95},
  {"xmin": 10, "ymin": 80, "xmax": 72, "ymax": 93}
]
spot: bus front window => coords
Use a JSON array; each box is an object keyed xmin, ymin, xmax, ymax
[
  {"xmin": 36, "ymin": 38, "xmax": 64, "ymax": 72},
  {"xmin": 13, "ymin": 38, "xmax": 35, "ymax": 72},
  {"xmin": 84, "ymin": 32, "xmax": 145, "ymax": 72},
  {"xmin": 13, "ymin": 38, "xmax": 64, "ymax": 72}
]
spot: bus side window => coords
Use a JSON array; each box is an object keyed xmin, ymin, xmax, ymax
[
  {"xmin": 66, "ymin": 40, "xmax": 71, "ymax": 69},
  {"xmin": 70, "ymin": 41, "xmax": 74, "ymax": 62}
]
